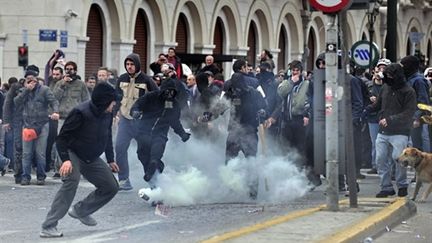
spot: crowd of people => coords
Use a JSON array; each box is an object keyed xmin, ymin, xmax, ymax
[{"xmin": 0, "ymin": 47, "xmax": 431, "ymax": 238}]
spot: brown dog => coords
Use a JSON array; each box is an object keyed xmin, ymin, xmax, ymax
[{"xmin": 398, "ymin": 147, "xmax": 432, "ymax": 202}]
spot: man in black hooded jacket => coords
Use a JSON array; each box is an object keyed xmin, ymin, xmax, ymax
[
  {"xmin": 365, "ymin": 63, "xmax": 416, "ymax": 198},
  {"xmin": 131, "ymin": 76, "xmax": 190, "ymax": 188},
  {"xmin": 40, "ymin": 83, "xmax": 120, "ymax": 238}
]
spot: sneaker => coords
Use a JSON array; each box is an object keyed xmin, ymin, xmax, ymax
[
  {"xmin": 21, "ymin": 179, "xmax": 30, "ymax": 186},
  {"xmin": 15, "ymin": 177, "xmax": 22, "ymax": 184},
  {"xmin": 36, "ymin": 179, "xmax": 45, "ymax": 185},
  {"xmin": 398, "ymin": 187, "xmax": 408, "ymax": 197},
  {"xmin": 52, "ymin": 172, "xmax": 61, "ymax": 179},
  {"xmin": 366, "ymin": 168, "xmax": 378, "ymax": 174},
  {"xmin": 40, "ymin": 226, "xmax": 63, "ymax": 238},
  {"xmin": 68, "ymin": 207, "xmax": 97, "ymax": 226},
  {"xmin": 118, "ymin": 178, "xmax": 133, "ymax": 191},
  {"xmin": 376, "ymin": 190, "xmax": 396, "ymax": 198},
  {"xmin": 1, "ymin": 158, "xmax": 10, "ymax": 176}
]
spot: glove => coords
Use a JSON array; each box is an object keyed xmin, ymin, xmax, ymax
[
  {"xmin": 181, "ymin": 132, "xmax": 191, "ymax": 142},
  {"xmin": 131, "ymin": 110, "xmax": 143, "ymax": 119}
]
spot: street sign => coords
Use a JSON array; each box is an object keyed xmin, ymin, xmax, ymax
[
  {"xmin": 409, "ymin": 32, "xmax": 425, "ymax": 44},
  {"xmin": 309, "ymin": 0, "xmax": 352, "ymax": 13},
  {"xmin": 350, "ymin": 40, "xmax": 379, "ymax": 68},
  {"xmin": 39, "ymin": 29, "xmax": 57, "ymax": 41},
  {"xmin": 60, "ymin": 30, "xmax": 68, "ymax": 48}
]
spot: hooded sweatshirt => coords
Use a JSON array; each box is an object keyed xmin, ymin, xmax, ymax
[
  {"xmin": 116, "ymin": 53, "xmax": 158, "ymax": 119},
  {"xmin": 130, "ymin": 78, "xmax": 187, "ymax": 139},
  {"xmin": 367, "ymin": 64, "xmax": 416, "ymax": 136},
  {"xmin": 56, "ymin": 82, "xmax": 117, "ymax": 163}
]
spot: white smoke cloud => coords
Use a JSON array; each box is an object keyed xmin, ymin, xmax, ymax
[{"xmin": 128, "ymin": 105, "xmax": 313, "ymax": 206}]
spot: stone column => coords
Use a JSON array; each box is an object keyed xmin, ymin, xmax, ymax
[
  {"xmin": 111, "ymin": 40, "xmax": 135, "ymax": 75},
  {"xmin": 0, "ymin": 34, "xmax": 6, "ymax": 80},
  {"xmin": 76, "ymin": 36, "xmax": 89, "ymax": 80}
]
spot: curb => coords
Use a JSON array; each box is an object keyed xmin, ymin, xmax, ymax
[
  {"xmin": 200, "ymin": 197, "xmax": 416, "ymax": 243},
  {"xmin": 319, "ymin": 197, "xmax": 417, "ymax": 243}
]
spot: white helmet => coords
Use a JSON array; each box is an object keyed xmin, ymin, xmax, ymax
[
  {"xmin": 376, "ymin": 58, "xmax": 391, "ymax": 67},
  {"xmin": 424, "ymin": 67, "xmax": 432, "ymax": 77}
]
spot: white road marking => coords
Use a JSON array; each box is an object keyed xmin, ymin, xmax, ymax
[{"xmin": 69, "ymin": 220, "xmax": 161, "ymax": 243}]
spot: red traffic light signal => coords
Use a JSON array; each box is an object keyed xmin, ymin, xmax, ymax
[{"xmin": 18, "ymin": 46, "xmax": 28, "ymax": 67}]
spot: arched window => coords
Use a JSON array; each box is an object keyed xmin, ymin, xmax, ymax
[{"xmin": 85, "ymin": 4, "xmax": 103, "ymax": 79}]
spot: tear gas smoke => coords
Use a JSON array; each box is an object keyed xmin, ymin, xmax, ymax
[{"xmin": 127, "ymin": 103, "xmax": 312, "ymax": 206}]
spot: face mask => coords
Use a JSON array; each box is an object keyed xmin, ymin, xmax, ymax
[{"xmin": 383, "ymin": 75, "xmax": 395, "ymax": 86}]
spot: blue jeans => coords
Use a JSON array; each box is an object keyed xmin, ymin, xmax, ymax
[
  {"xmin": 22, "ymin": 123, "xmax": 48, "ymax": 180},
  {"xmin": 375, "ymin": 133, "xmax": 408, "ymax": 191},
  {"xmin": 410, "ymin": 124, "xmax": 431, "ymax": 152},
  {"xmin": 368, "ymin": 123, "xmax": 379, "ymax": 169},
  {"xmin": 115, "ymin": 116, "xmax": 138, "ymax": 181}
]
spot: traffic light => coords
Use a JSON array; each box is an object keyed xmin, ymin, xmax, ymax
[{"xmin": 18, "ymin": 46, "xmax": 28, "ymax": 67}]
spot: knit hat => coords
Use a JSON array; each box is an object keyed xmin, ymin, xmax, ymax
[
  {"xmin": 91, "ymin": 82, "xmax": 117, "ymax": 111},
  {"xmin": 24, "ymin": 65, "xmax": 40, "ymax": 78},
  {"xmin": 400, "ymin": 55, "xmax": 420, "ymax": 77}
]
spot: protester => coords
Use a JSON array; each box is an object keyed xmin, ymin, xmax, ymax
[{"xmin": 40, "ymin": 83, "xmax": 119, "ymax": 238}]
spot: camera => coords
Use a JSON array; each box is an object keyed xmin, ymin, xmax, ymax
[{"xmin": 66, "ymin": 9, "xmax": 78, "ymax": 18}]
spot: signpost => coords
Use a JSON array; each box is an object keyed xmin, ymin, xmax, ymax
[
  {"xmin": 351, "ymin": 40, "xmax": 379, "ymax": 68},
  {"xmin": 309, "ymin": 0, "xmax": 352, "ymax": 211},
  {"xmin": 409, "ymin": 32, "xmax": 425, "ymax": 55}
]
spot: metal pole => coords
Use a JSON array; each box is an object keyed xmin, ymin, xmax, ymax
[
  {"xmin": 339, "ymin": 10, "xmax": 358, "ymax": 208},
  {"xmin": 369, "ymin": 20, "xmax": 374, "ymax": 73},
  {"xmin": 386, "ymin": 1, "xmax": 397, "ymax": 62},
  {"xmin": 325, "ymin": 14, "xmax": 339, "ymax": 211}
]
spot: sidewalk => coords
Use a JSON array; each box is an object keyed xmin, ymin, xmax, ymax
[{"xmin": 201, "ymin": 177, "xmax": 417, "ymax": 243}]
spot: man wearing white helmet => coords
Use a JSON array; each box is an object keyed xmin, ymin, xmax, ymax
[{"xmin": 366, "ymin": 58, "xmax": 390, "ymax": 175}]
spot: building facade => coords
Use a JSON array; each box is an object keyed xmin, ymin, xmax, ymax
[{"xmin": 1, "ymin": 0, "xmax": 432, "ymax": 80}]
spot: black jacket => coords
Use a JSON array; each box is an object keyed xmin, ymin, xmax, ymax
[
  {"xmin": 131, "ymin": 78, "xmax": 187, "ymax": 139},
  {"xmin": 56, "ymin": 100, "xmax": 114, "ymax": 163},
  {"xmin": 367, "ymin": 65, "xmax": 416, "ymax": 136}
]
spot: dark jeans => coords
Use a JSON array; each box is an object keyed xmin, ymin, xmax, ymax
[
  {"xmin": 225, "ymin": 126, "xmax": 258, "ymax": 164},
  {"xmin": 353, "ymin": 122, "xmax": 364, "ymax": 175},
  {"xmin": 41, "ymin": 151, "xmax": 118, "ymax": 229},
  {"xmin": 12, "ymin": 121, "xmax": 23, "ymax": 181},
  {"xmin": 280, "ymin": 116, "xmax": 306, "ymax": 166},
  {"xmin": 136, "ymin": 134, "xmax": 167, "ymax": 175},
  {"xmin": 46, "ymin": 119, "xmax": 58, "ymax": 172},
  {"xmin": 4, "ymin": 129, "xmax": 14, "ymax": 166}
]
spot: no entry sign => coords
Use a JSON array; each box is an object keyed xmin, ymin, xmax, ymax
[{"xmin": 309, "ymin": 0, "xmax": 352, "ymax": 13}]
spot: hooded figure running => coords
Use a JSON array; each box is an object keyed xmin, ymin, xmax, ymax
[
  {"xmin": 40, "ymin": 83, "xmax": 119, "ymax": 238},
  {"xmin": 131, "ymin": 76, "xmax": 190, "ymax": 189}
]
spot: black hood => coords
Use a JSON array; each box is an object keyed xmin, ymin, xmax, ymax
[
  {"xmin": 159, "ymin": 78, "xmax": 177, "ymax": 98},
  {"xmin": 383, "ymin": 63, "xmax": 406, "ymax": 90},
  {"xmin": 91, "ymin": 82, "xmax": 117, "ymax": 113},
  {"xmin": 400, "ymin": 55, "xmax": 419, "ymax": 78},
  {"xmin": 196, "ymin": 72, "xmax": 209, "ymax": 93},
  {"xmin": 124, "ymin": 53, "xmax": 141, "ymax": 75}
]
